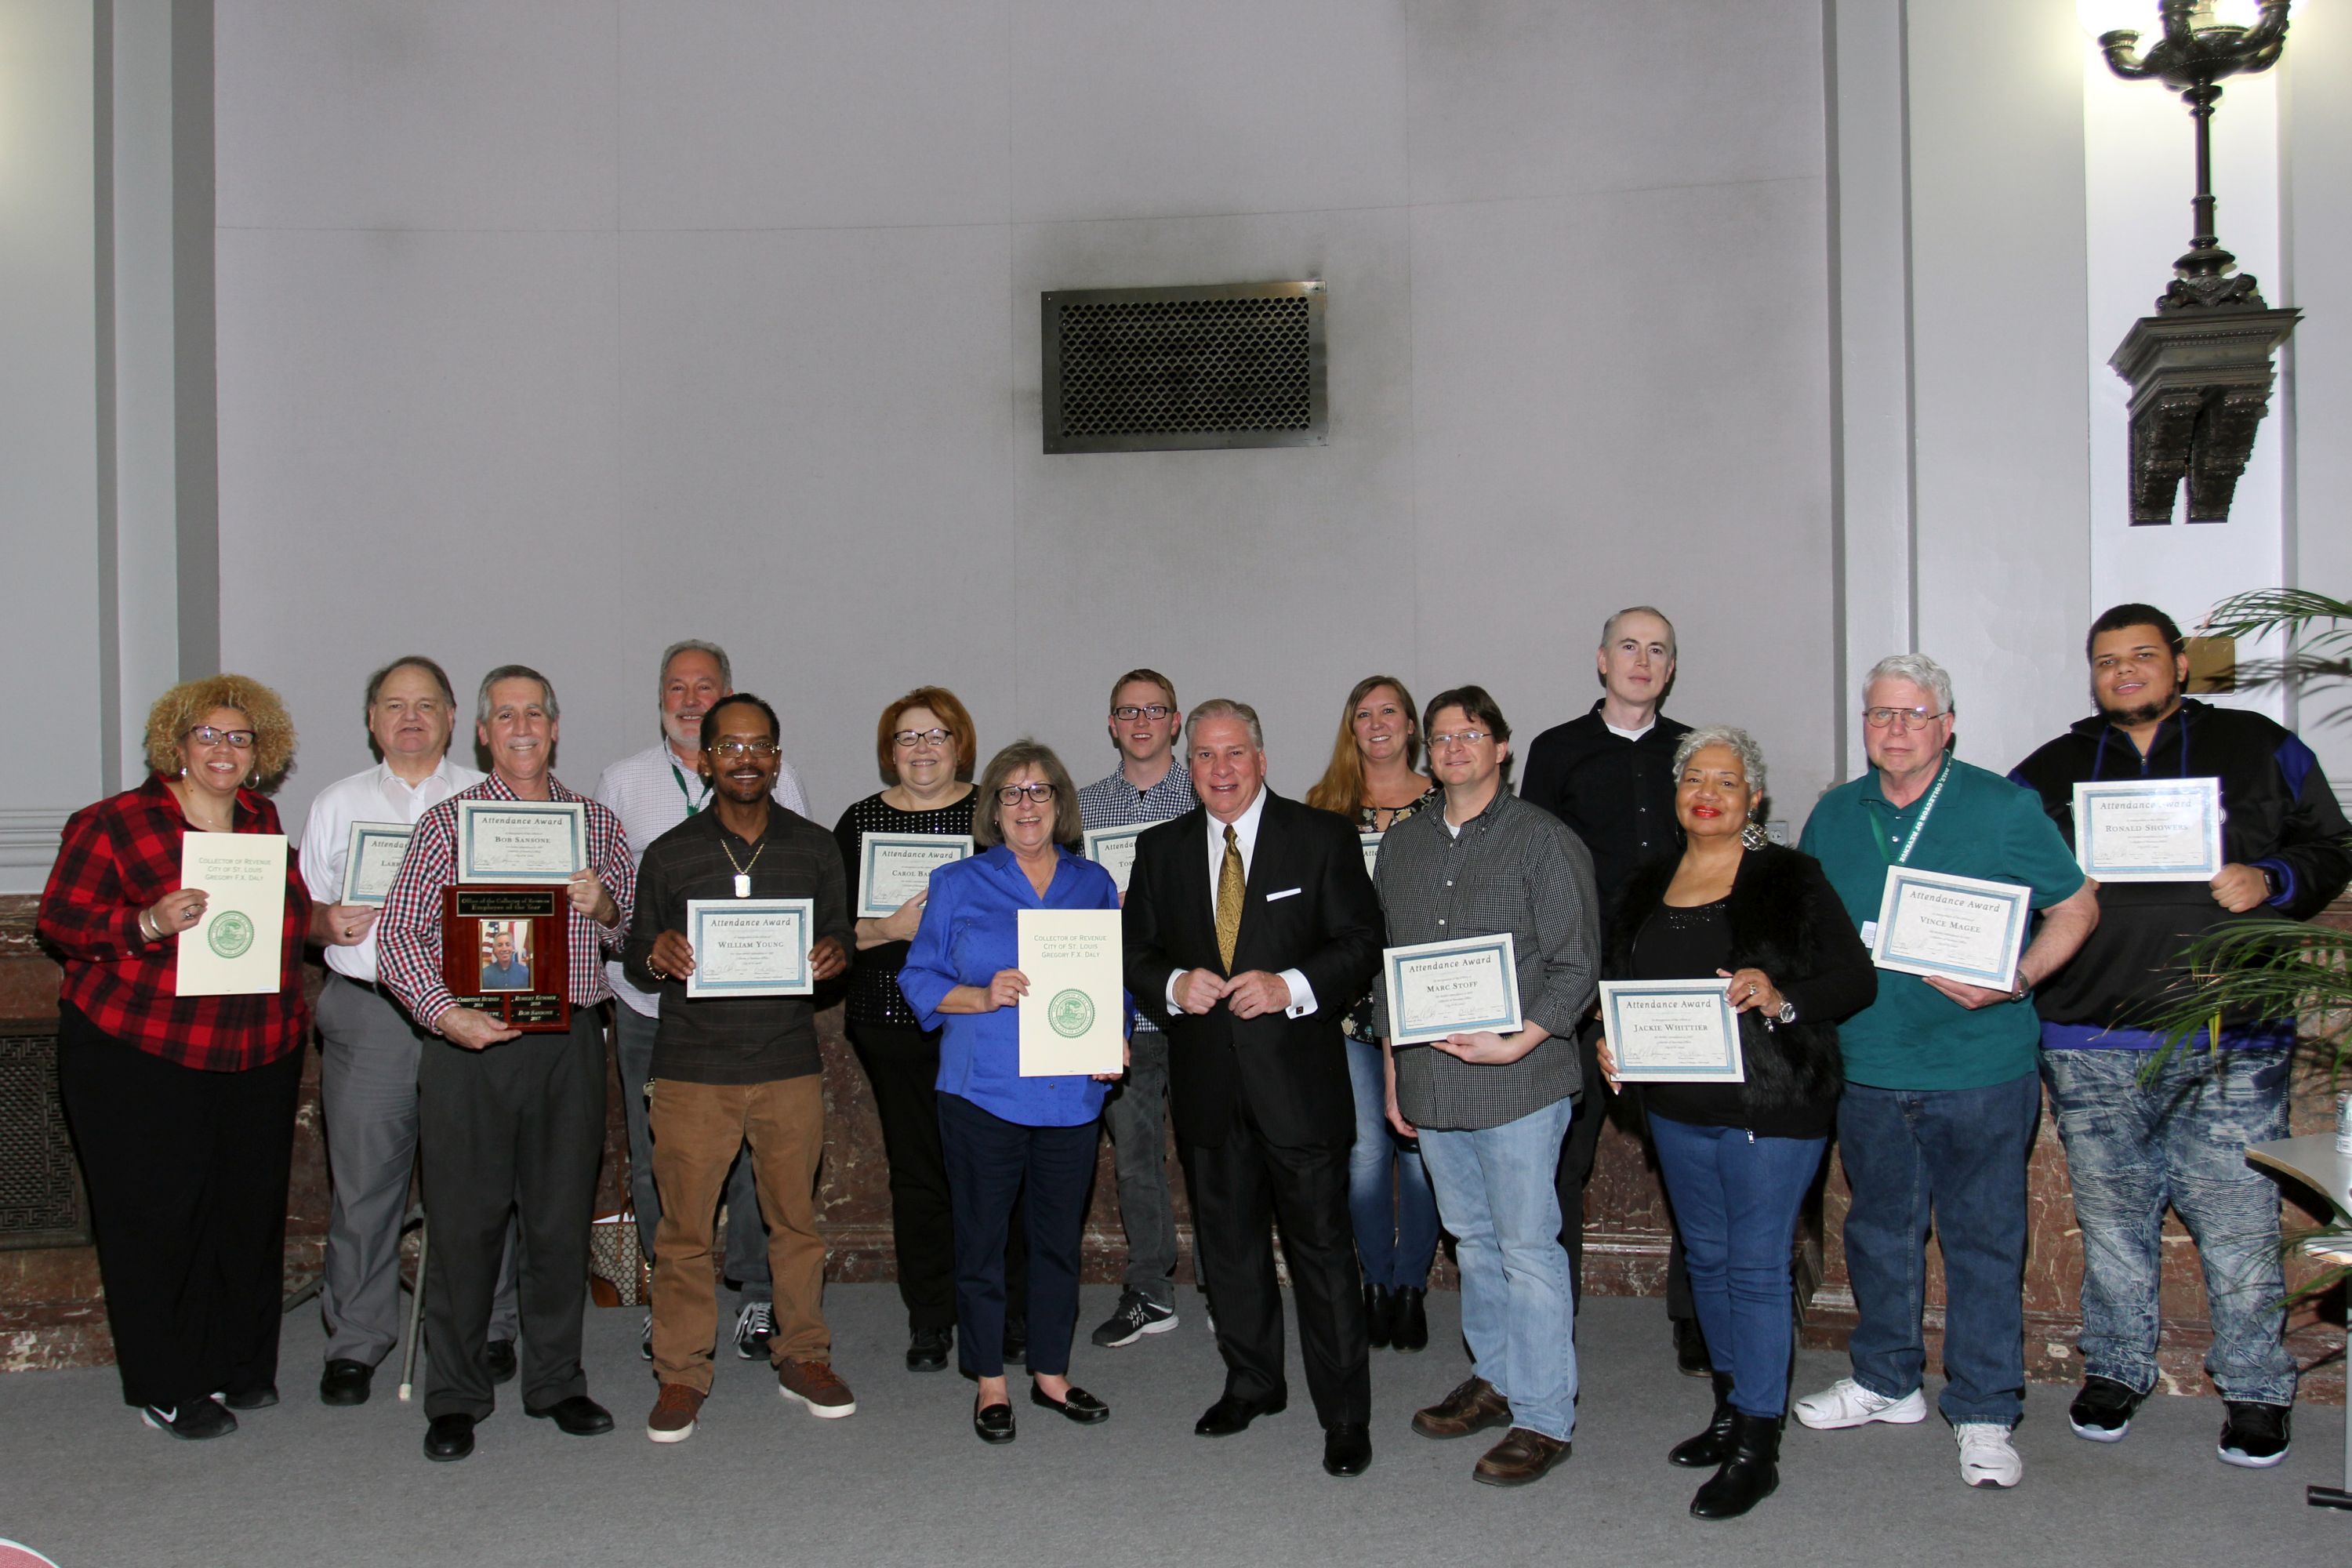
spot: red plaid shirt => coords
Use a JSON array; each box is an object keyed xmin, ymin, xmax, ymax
[
  {"xmin": 377, "ymin": 772, "xmax": 634, "ymax": 1033},
  {"xmin": 38, "ymin": 775, "xmax": 313, "ymax": 1070}
]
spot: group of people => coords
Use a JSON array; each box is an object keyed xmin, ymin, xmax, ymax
[{"xmin": 37, "ymin": 604, "xmax": 2347, "ymax": 1519}]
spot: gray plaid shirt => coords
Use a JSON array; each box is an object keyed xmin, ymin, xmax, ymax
[
  {"xmin": 1079, "ymin": 760, "xmax": 1196, "ymax": 1035},
  {"xmin": 1372, "ymin": 787, "xmax": 1601, "ymax": 1131}
]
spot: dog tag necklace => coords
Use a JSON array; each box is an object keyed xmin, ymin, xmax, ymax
[{"xmin": 720, "ymin": 833, "xmax": 764, "ymax": 898}]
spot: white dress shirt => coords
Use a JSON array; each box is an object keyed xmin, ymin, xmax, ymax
[
  {"xmin": 1168, "ymin": 786, "xmax": 1317, "ymax": 1019},
  {"xmin": 299, "ymin": 754, "xmax": 485, "ymax": 982},
  {"xmin": 595, "ymin": 739, "xmax": 812, "ymax": 1017}
]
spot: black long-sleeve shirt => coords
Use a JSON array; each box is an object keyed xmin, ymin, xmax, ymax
[{"xmin": 1518, "ymin": 702, "xmax": 1692, "ymax": 923}]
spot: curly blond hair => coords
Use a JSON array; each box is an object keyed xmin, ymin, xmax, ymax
[{"xmin": 143, "ymin": 674, "xmax": 297, "ymax": 786}]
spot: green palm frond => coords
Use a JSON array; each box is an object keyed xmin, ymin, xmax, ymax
[{"xmin": 2137, "ymin": 917, "xmax": 2352, "ymax": 1079}]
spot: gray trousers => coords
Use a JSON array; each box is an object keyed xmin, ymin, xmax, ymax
[
  {"xmin": 416, "ymin": 1008, "xmax": 605, "ymax": 1421},
  {"xmin": 613, "ymin": 1002, "xmax": 771, "ymax": 1294},
  {"xmin": 316, "ymin": 974, "xmax": 517, "ymax": 1365},
  {"xmin": 1101, "ymin": 1025, "xmax": 1178, "ymax": 1308}
]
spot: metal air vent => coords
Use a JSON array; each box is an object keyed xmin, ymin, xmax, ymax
[
  {"xmin": 0, "ymin": 1022, "xmax": 86, "ymax": 1248},
  {"xmin": 1042, "ymin": 281, "xmax": 1327, "ymax": 454}
]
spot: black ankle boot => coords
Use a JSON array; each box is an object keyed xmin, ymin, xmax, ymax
[
  {"xmin": 1690, "ymin": 1410, "xmax": 1780, "ymax": 1520},
  {"xmin": 1364, "ymin": 1284, "xmax": 1395, "ymax": 1350},
  {"xmin": 1391, "ymin": 1287, "xmax": 1428, "ymax": 1352},
  {"xmin": 1669, "ymin": 1371, "xmax": 1737, "ymax": 1468}
]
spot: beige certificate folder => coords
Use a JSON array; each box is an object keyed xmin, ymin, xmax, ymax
[
  {"xmin": 1016, "ymin": 909, "xmax": 1124, "ymax": 1077},
  {"xmin": 176, "ymin": 833, "xmax": 289, "ymax": 997}
]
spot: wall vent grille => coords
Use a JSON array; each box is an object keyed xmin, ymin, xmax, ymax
[
  {"xmin": 0, "ymin": 1024, "xmax": 87, "ymax": 1249},
  {"xmin": 1042, "ymin": 281, "xmax": 1327, "ymax": 453}
]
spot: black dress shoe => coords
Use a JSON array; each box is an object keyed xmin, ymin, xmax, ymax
[
  {"xmin": 1195, "ymin": 1392, "xmax": 1287, "ymax": 1437},
  {"xmin": 524, "ymin": 1394, "xmax": 615, "ymax": 1436},
  {"xmin": 1030, "ymin": 1384, "xmax": 1110, "ymax": 1425},
  {"xmin": 481, "ymin": 1339, "xmax": 517, "ymax": 1385},
  {"xmin": 1002, "ymin": 1316, "xmax": 1028, "ymax": 1365},
  {"xmin": 1365, "ymin": 1284, "xmax": 1395, "ymax": 1350},
  {"xmin": 1323, "ymin": 1422, "xmax": 1373, "ymax": 1477},
  {"xmin": 221, "ymin": 1385, "xmax": 279, "ymax": 1411},
  {"xmin": 973, "ymin": 1399, "xmax": 1017, "ymax": 1444},
  {"xmin": 906, "ymin": 1325, "xmax": 953, "ymax": 1373},
  {"xmin": 423, "ymin": 1414, "xmax": 476, "ymax": 1462},
  {"xmin": 1392, "ymin": 1287, "xmax": 1429, "ymax": 1352},
  {"xmin": 320, "ymin": 1359, "xmax": 374, "ymax": 1408}
]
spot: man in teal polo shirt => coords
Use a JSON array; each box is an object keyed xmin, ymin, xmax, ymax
[{"xmin": 1791, "ymin": 653, "xmax": 2099, "ymax": 1492}]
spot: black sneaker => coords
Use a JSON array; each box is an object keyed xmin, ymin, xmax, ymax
[
  {"xmin": 733, "ymin": 1300, "xmax": 775, "ymax": 1361},
  {"xmin": 640, "ymin": 1312, "xmax": 653, "ymax": 1363},
  {"xmin": 906, "ymin": 1325, "xmax": 953, "ymax": 1373},
  {"xmin": 1091, "ymin": 1289, "xmax": 1178, "ymax": 1348},
  {"xmin": 2219, "ymin": 1401, "xmax": 2291, "ymax": 1468},
  {"xmin": 143, "ymin": 1398, "xmax": 237, "ymax": 1440},
  {"xmin": 2067, "ymin": 1375, "xmax": 2143, "ymax": 1443}
]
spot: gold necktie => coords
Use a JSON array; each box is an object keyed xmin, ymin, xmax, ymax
[{"xmin": 1215, "ymin": 824, "xmax": 1244, "ymax": 974}]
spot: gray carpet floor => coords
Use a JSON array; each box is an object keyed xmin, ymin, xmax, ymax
[{"xmin": 1, "ymin": 1286, "xmax": 2343, "ymax": 1568}]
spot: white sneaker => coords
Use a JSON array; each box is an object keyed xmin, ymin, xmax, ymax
[
  {"xmin": 1955, "ymin": 1422, "xmax": 2024, "ymax": 1488},
  {"xmin": 1791, "ymin": 1377, "xmax": 1928, "ymax": 1430}
]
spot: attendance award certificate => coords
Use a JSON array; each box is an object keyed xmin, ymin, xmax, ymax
[
  {"xmin": 1870, "ymin": 866, "xmax": 2033, "ymax": 993},
  {"xmin": 856, "ymin": 832, "xmax": 974, "ymax": 920},
  {"xmin": 1598, "ymin": 979, "xmax": 1745, "ymax": 1084},
  {"xmin": 1383, "ymin": 932, "xmax": 1524, "ymax": 1047},
  {"xmin": 1359, "ymin": 832, "xmax": 1385, "ymax": 879},
  {"xmin": 2071, "ymin": 778, "xmax": 2223, "ymax": 882},
  {"xmin": 1083, "ymin": 823, "xmax": 1167, "ymax": 896},
  {"xmin": 175, "ymin": 833, "xmax": 289, "ymax": 996},
  {"xmin": 339, "ymin": 821, "xmax": 412, "ymax": 906},
  {"xmin": 684, "ymin": 898, "xmax": 814, "ymax": 999},
  {"xmin": 456, "ymin": 800, "xmax": 586, "ymax": 884},
  {"xmin": 1017, "ymin": 908, "xmax": 1124, "ymax": 1076}
]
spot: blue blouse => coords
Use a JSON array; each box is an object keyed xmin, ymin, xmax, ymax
[{"xmin": 897, "ymin": 844, "xmax": 1129, "ymax": 1127}]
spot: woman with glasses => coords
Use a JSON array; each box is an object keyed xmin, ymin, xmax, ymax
[
  {"xmin": 1304, "ymin": 676, "xmax": 1442, "ymax": 1352},
  {"xmin": 39, "ymin": 676, "xmax": 361, "ymax": 1439},
  {"xmin": 898, "ymin": 740, "xmax": 1127, "ymax": 1443},
  {"xmin": 833, "ymin": 687, "xmax": 1016, "ymax": 1373}
]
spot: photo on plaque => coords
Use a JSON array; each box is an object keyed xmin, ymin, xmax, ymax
[
  {"xmin": 456, "ymin": 799, "xmax": 586, "ymax": 885},
  {"xmin": 1598, "ymin": 978, "xmax": 1745, "ymax": 1083},
  {"xmin": 855, "ymin": 831, "xmax": 975, "ymax": 920},
  {"xmin": 439, "ymin": 885, "xmax": 570, "ymax": 1032},
  {"xmin": 2070, "ymin": 777, "xmax": 2223, "ymax": 883},
  {"xmin": 476, "ymin": 920, "xmax": 535, "ymax": 992},
  {"xmin": 339, "ymin": 821, "xmax": 413, "ymax": 906}
]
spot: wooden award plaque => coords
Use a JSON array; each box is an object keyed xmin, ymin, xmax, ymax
[{"xmin": 439, "ymin": 885, "xmax": 572, "ymax": 1033}]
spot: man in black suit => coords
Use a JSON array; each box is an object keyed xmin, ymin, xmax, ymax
[{"xmin": 1124, "ymin": 699, "xmax": 1385, "ymax": 1479}]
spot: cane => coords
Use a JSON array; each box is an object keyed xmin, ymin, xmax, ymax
[{"xmin": 397, "ymin": 1213, "xmax": 429, "ymax": 1403}]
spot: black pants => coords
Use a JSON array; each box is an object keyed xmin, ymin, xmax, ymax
[
  {"xmin": 415, "ymin": 1009, "xmax": 604, "ymax": 1421},
  {"xmin": 848, "ymin": 1020, "xmax": 1024, "ymax": 1333},
  {"xmin": 56, "ymin": 1003, "xmax": 301, "ymax": 1409},
  {"xmin": 1557, "ymin": 1022, "xmax": 1693, "ymax": 1321},
  {"xmin": 936, "ymin": 1093, "xmax": 1094, "ymax": 1380},
  {"xmin": 1189, "ymin": 1097, "xmax": 1369, "ymax": 1429}
]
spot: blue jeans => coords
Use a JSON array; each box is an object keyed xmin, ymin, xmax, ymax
[
  {"xmin": 1344, "ymin": 1037, "xmax": 1439, "ymax": 1290},
  {"xmin": 1648, "ymin": 1113, "xmax": 1827, "ymax": 1419},
  {"xmin": 1836, "ymin": 1073, "xmax": 2040, "ymax": 1427},
  {"xmin": 1418, "ymin": 1098, "xmax": 1577, "ymax": 1440},
  {"xmin": 2041, "ymin": 1045, "xmax": 2296, "ymax": 1406}
]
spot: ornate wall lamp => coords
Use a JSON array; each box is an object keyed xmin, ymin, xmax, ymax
[{"xmin": 2092, "ymin": 0, "xmax": 2300, "ymax": 523}]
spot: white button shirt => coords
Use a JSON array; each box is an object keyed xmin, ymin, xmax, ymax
[
  {"xmin": 1170, "ymin": 786, "xmax": 1317, "ymax": 1019},
  {"xmin": 299, "ymin": 754, "xmax": 486, "ymax": 982}
]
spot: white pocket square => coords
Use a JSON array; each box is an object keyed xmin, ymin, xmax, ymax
[{"xmin": 1265, "ymin": 887, "xmax": 1302, "ymax": 902}]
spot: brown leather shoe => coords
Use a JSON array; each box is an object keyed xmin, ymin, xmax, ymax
[
  {"xmin": 1472, "ymin": 1425, "xmax": 1572, "ymax": 1486},
  {"xmin": 1412, "ymin": 1375, "xmax": 1512, "ymax": 1439},
  {"xmin": 646, "ymin": 1383, "xmax": 703, "ymax": 1443}
]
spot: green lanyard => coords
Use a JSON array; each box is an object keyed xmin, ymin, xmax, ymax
[
  {"xmin": 670, "ymin": 760, "xmax": 709, "ymax": 818},
  {"xmin": 1872, "ymin": 755, "xmax": 1951, "ymax": 867}
]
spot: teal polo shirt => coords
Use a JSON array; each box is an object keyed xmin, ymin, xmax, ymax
[{"xmin": 1798, "ymin": 756, "xmax": 2085, "ymax": 1091}]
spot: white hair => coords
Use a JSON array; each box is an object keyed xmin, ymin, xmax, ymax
[
  {"xmin": 1671, "ymin": 725, "xmax": 1767, "ymax": 806},
  {"xmin": 1864, "ymin": 652, "xmax": 1954, "ymax": 715}
]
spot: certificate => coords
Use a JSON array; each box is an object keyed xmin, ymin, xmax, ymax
[
  {"xmin": 684, "ymin": 898, "xmax": 814, "ymax": 998},
  {"xmin": 456, "ymin": 800, "xmax": 586, "ymax": 884},
  {"xmin": 176, "ymin": 833, "xmax": 288, "ymax": 997},
  {"xmin": 1359, "ymin": 832, "xmax": 1384, "ymax": 879},
  {"xmin": 1083, "ymin": 822, "xmax": 1168, "ymax": 896},
  {"xmin": 1383, "ymin": 932, "xmax": 1523, "ymax": 1047},
  {"xmin": 1017, "ymin": 908, "xmax": 1124, "ymax": 1076},
  {"xmin": 856, "ymin": 832, "xmax": 973, "ymax": 920},
  {"xmin": 2071, "ymin": 778, "xmax": 2223, "ymax": 882},
  {"xmin": 1599, "ymin": 979, "xmax": 1745, "ymax": 1083},
  {"xmin": 339, "ymin": 821, "xmax": 412, "ymax": 906},
  {"xmin": 1871, "ymin": 866, "xmax": 2034, "ymax": 993}
]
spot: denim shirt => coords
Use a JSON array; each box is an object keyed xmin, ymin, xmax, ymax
[{"xmin": 898, "ymin": 844, "xmax": 1130, "ymax": 1127}]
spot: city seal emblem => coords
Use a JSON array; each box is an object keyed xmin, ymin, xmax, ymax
[
  {"xmin": 1047, "ymin": 989, "xmax": 1095, "ymax": 1039},
  {"xmin": 208, "ymin": 909, "xmax": 255, "ymax": 960}
]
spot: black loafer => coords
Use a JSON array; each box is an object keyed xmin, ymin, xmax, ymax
[
  {"xmin": 1031, "ymin": 1384, "xmax": 1110, "ymax": 1425},
  {"xmin": 906, "ymin": 1325, "xmax": 952, "ymax": 1373},
  {"xmin": 221, "ymin": 1385, "xmax": 279, "ymax": 1411},
  {"xmin": 524, "ymin": 1394, "xmax": 614, "ymax": 1436},
  {"xmin": 423, "ymin": 1413, "xmax": 475, "ymax": 1462},
  {"xmin": 1323, "ymin": 1421, "xmax": 1373, "ymax": 1477},
  {"xmin": 973, "ymin": 1399, "xmax": 1017, "ymax": 1444},
  {"xmin": 480, "ymin": 1339, "xmax": 517, "ymax": 1385},
  {"xmin": 1195, "ymin": 1392, "xmax": 1287, "ymax": 1437},
  {"xmin": 319, "ymin": 1359, "xmax": 373, "ymax": 1408}
]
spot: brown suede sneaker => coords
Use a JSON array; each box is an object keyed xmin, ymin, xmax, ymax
[
  {"xmin": 1411, "ymin": 1375, "xmax": 1512, "ymax": 1439},
  {"xmin": 777, "ymin": 1357, "xmax": 857, "ymax": 1419},
  {"xmin": 646, "ymin": 1383, "xmax": 704, "ymax": 1443},
  {"xmin": 1472, "ymin": 1426, "xmax": 1572, "ymax": 1486}
]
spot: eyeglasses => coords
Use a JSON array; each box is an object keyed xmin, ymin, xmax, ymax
[
  {"xmin": 1428, "ymin": 730, "xmax": 1496, "ymax": 750},
  {"xmin": 1862, "ymin": 706, "xmax": 1948, "ymax": 731},
  {"xmin": 707, "ymin": 739, "xmax": 780, "ymax": 760},
  {"xmin": 184, "ymin": 725, "xmax": 257, "ymax": 750},
  {"xmin": 892, "ymin": 728, "xmax": 953, "ymax": 750},
  {"xmin": 1111, "ymin": 705, "xmax": 1176, "ymax": 722},
  {"xmin": 996, "ymin": 782, "xmax": 1056, "ymax": 805}
]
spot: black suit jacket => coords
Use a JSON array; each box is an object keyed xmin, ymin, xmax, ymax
[{"xmin": 1123, "ymin": 790, "xmax": 1383, "ymax": 1149}]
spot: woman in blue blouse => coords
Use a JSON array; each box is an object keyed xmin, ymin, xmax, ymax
[{"xmin": 899, "ymin": 739, "xmax": 1127, "ymax": 1444}]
